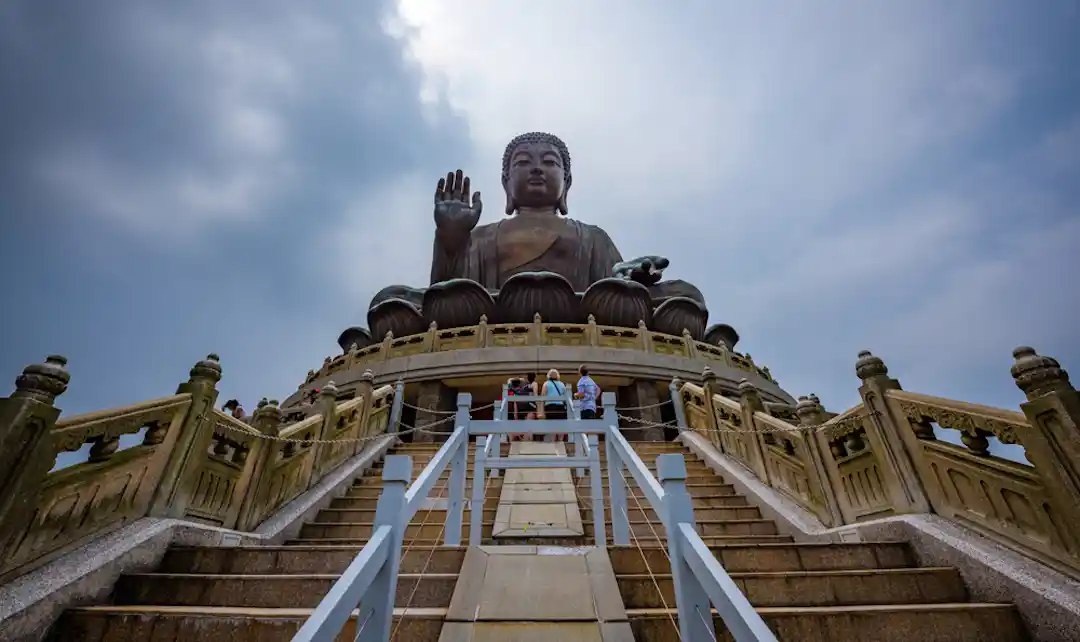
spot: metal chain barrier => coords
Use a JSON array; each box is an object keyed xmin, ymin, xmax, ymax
[
  {"xmin": 214, "ymin": 401, "xmax": 502, "ymax": 444},
  {"xmin": 613, "ymin": 398, "xmax": 673, "ymax": 412},
  {"xmin": 617, "ymin": 412, "xmax": 826, "ymax": 436}
]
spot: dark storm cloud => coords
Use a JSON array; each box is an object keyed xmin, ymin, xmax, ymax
[{"xmin": 0, "ymin": 0, "xmax": 471, "ymax": 414}]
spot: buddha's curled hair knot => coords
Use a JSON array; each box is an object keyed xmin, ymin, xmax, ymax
[{"xmin": 501, "ymin": 132, "xmax": 572, "ymax": 191}]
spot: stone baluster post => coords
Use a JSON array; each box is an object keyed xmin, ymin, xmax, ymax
[
  {"xmin": 795, "ymin": 395, "xmax": 844, "ymax": 527},
  {"xmin": 150, "ymin": 354, "xmax": 222, "ymax": 518},
  {"xmin": 700, "ymin": 366, "xmax": 722, "ymax": 450},
  {"xmin": 736, "ymin": 379, "xmax": 772, "ymax": 484},
  {"xmin": 423, "ymin": 321, "xmax": 438, "ymax": 353},
  {"xmin": 0, "ymin": 356, "xmax": 70, "ymax": 560},
  {"xmin": 855, "ymin": 351, "xmax": 931, "ymax": 514},
  {"xmin": 477, "ymin": 314, "xmax": 489, "ymax": 348},
  {"xmin": 639, "ymin": 320, "xmax": 651, "ymax": 352},
  {"xmin": 350, "ymin": 370, "xmax": 376, "ymax": 455},
  {"xmin": 387, "ymin": 378, "xmax": 405, "ymax": 435},
  {"xmin": 682, "ymin": 329, "xmax": 698, "ymax": 360},
  {"xmin": 380, "ymin": 331, "xmax": 393, "ymax": 362},
  {"xmin": 531, "ymin": 312, "xmax": 543, "ymax": 345},
  {"xmin": 236, "ymin": 400, "xmax": 284, "ymax": 530},
  {"xmin": 669, "ymin": 377, "xmax": 689, "ymax": 431},
  {"xmin": 586, "ymin": 314, "xmax": 599, "ymax": 346},
  {"xmin": 309, "ymin": 382, "xmax": 339, "ymax": 485},
  {"xmin": 1011, "ymin": 347, "xmax": 1080, "ymax": 556}
]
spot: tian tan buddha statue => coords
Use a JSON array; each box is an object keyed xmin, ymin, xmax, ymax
[{"xmin": 344, "ymin": 132, "xmax": 740, "ymax": 354}]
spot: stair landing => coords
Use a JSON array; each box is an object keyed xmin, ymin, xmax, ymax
[
  {"xmin": 491, "ymin": 441, "xmax": 583, "ymax": 539},
  {"xmin": 438, "ymin": 545, "xmax": 632, "ymax": 641}
]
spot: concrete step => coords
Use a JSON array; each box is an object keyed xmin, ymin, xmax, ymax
[
  {"xmin": 344, "ymin": 480, "xmax": 504, "ymax": 497},
  {"xmin": 288, "ymin": 535, "xmax": 793, "ymax": 547},
  {"xmin": 582, "ymin": 492, "xmax": 751, "ymax": 509},
  {"xmin": 580, "ymin": 505, "xmax": 762, "ymax": 522},
  {"xmin": 317, "ymin": 507, "xmax": 500, "ymax": 523},
  {"xmin": 54, "ymin": 605, "xmax": 446, "ymax": 641},
  {"xmin": 626, "ymin": 603, "xmax": 1027, "ymax": 641},
  {"xmin": 299, "ymin": 521, "xmax": 494, "ymax": 541},
  {"xmin": 113, "ymin": 573, "xmax": 457, "ymax": 609},
  {"xmin": 159, "ymin": 546, "xmax": 467, "ymax": 575},
  {"xmin": 299, "ymin": 518, "xmax": 778, "ymax": 541},
  {"xmin": 609, "ymin": 542, "xmax": 917, "ymax": 574},
  {"xmin": 328, "ymin": 495, "xmax": 502, "ymax": 511},
  {"xmin": 581, "ymin": 483, "xmax": 738, "ymax": 497},
  {"xmin": 617, "ymin": 567, "xmax": 969, "ymax": 609}
]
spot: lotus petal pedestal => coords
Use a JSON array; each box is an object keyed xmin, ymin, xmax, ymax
[{"xmin": 582, "ymin": 278, "xmax": 653, "ymax": 328}]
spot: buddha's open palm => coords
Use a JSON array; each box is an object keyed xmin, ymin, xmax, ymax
[{"xmin": 434, "ymin": 169, "xmax": 482, "ymax": 235}]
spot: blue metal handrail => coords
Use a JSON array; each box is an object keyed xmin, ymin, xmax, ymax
[{"xmin": 294, "ymin": 384, "xmax": 776, "ymax": 642}]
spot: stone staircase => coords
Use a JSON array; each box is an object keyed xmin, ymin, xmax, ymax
[
  {"xmin": 46, "ymin": 439, "xmax": 1030, "ymax": 641},
  {"xmin": 49, "ymin": 442, "xmax": 488, "ymax": 641},
  {"xmin": 592, "ymin": 442, "xmax": 1029, "ymax": 642}
]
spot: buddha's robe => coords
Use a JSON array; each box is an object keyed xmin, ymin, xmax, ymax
[
  {"xmin": 431, "ymin": 216, "xmax": 620, "ymax": 292},
  {"xmin": 370, "ymin": 214, "xmax": 705, "ymax": 311}
]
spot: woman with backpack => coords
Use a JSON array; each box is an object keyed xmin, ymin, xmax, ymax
[
  {"xmin": 541, "ymin": 369, "xmax": 568, "ymax": 441},
  {"xmin": 507, "ymin": 376, "xmax": 536, "ymax": 440}
]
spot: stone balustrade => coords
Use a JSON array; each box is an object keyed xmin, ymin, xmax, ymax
[
  {"xmin": 305, "ymin": 314, "xmax": 775, "ymax": 388},
  {"xmin": 0, "ymin": 354, "xmax": 394, "ymax": 583},
  {"xmin": 678, "ymin": 347, "xmax": 1080, "ymax": 581}
]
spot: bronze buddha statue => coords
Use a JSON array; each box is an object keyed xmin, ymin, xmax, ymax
[{"xmin": 362, "ymin": 132, "xmax": 719, "ymax": 346}]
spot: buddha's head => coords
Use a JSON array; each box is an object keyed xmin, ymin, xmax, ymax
[{"xmin": 501, "ymin": 132, "xmax": 572, "ymax": 216}]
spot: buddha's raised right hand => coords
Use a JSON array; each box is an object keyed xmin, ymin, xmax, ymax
[{"xmin": 434, "ymin": 169, "xmax": 482, "ymax": 237}]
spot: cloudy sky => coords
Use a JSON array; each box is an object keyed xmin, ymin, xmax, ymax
[{"xmin": 2, "ymin": 1, "xmax": 1077, "ymax": 432}]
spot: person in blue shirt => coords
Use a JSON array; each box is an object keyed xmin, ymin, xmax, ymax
[
  {"xmin": 574, "ymin": 364, "xmax": 601, "ymax": 420},
  {"xmin": 541, "ymin": 368, "xmax": 568, "ymax": 441}
]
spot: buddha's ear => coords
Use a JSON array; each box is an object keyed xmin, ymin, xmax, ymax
[
  {"xmin": 503, "ymin": 177, "xmax": 516, "ymax": 215},
  {"xmin": 558, "ymin": 184, "xmax": 570, "ymax": 216}
]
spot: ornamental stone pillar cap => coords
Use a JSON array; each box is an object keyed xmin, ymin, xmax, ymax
[
  {"xmin": 795, "ymin": 394, "xmax": 821, "ymax": 417},
  {"xmin": 737, "ymin": 378, "xmax": 757, "ymax": 395},
  {"xmin": 855, "ymin": 350, "xmax": 888, "ymax": 381},
  {"xmin": 358, "ymin": 369, "xmax": 376, "ymax": 383},
  {"xmin": 701, "ymin": 365, "xmax": 717, "ymax": 384},
  {"xmin": 190, "ymin": 353, "xmax": 222, "ymax": 383},
  {"xmin": 15, "ymin": 354, "xmax": 70, "ymax": 402},
  {"xmin": 1011, "ymin": 346, "xmax": 1070, "ymax": 399},
  {"xmin": 319, "ymin": 381, "xmax": 339, "ymax": 397}
]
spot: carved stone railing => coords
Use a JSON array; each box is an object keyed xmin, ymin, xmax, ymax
[
  {"xmin": 306, "ymin": 314, "xmax": 776, "ymax": 387},
  {"xmin": 883, "ymin": 388, "xmax": 1078, "ymax": 579},
  {"xmin": 814, "ymin": 403, "xmax": 893, "ymax": 523},
  {"xmin": 674, "ymin": 347, "xmax": 1080, "ymax": 579},
  {"xmin": 0, "ymin": 355, "xmax": 397, "ymax": 582},
  {"xmin": 0, "ymin": 392, "xmax": 192, "ymax": 580}
]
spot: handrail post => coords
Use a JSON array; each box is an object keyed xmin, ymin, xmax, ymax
[
  {"xmin": 589, "ymin": 432, "xmax": 606, "ymax": 547},
  {"xmin": 357, "ymin": 455, "xmax": 411, "ymax": 642},
  {"xmin": 470, "ymin": 435, "xmax": 488, "ymax": 545},
  {"xmin": 658, "ymin": 453, "xmax": 716, "ymax": 642},
  {"xmin": 605, "ymin": 401, "xmax": 630, "ymax": 546},
  {"xmin": 491, "ymin": 387, "xmax": 507, "ymax": 476},
  {"xmin": 670, "ymin": 377, "xmax": 688, "ymax": 431},
  {"xmin": 444, "ymin": 396, "xmax": 470, "ymax": 546},
  {"xmin": 388, "ymin": 378, "xmax": 405, "ymax": 434}
]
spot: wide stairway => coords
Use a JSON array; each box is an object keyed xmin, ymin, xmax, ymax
[{"xmin": 49, "ymin": 440, "xmax": 1029, "ymax": 641}]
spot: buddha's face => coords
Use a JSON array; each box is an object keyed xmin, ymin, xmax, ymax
[{"xmin": 504, "ymin": 142, "xmax": 566, "ymax": 211}]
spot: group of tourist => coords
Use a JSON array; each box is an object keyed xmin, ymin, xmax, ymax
[{"xmin": 505, "ymin": 365, "xmax": 601, "ymax": 441}]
